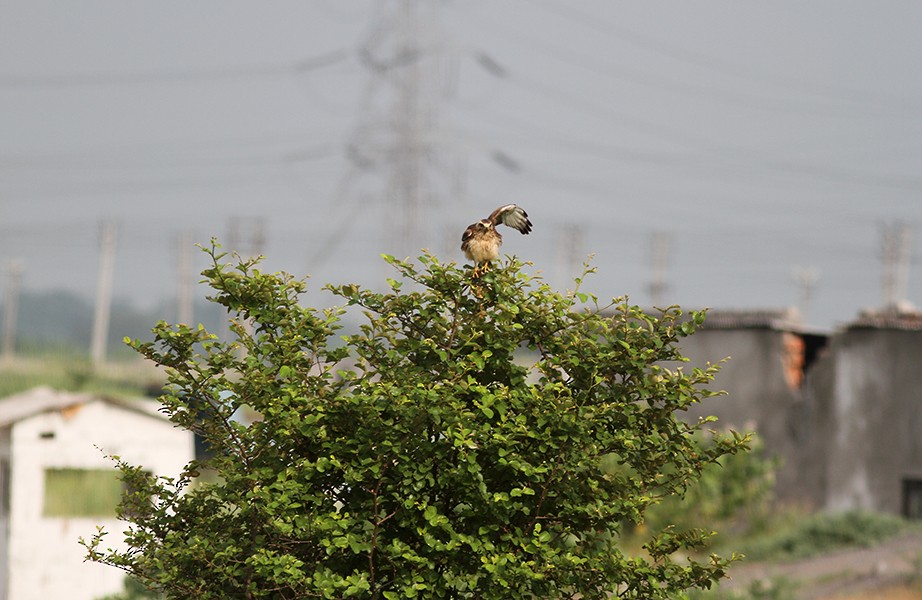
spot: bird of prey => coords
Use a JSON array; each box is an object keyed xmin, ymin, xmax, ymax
[{"xmin": 461, "ymin": 204, "xmax": 532, "ymax": 275}]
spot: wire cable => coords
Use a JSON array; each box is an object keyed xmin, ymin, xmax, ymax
[
  {"xmin": 462, "ymin": 52, "xmax": 922, "ymax": 191},
  {"xmin": 464, "ymin": 10, "xmax": 913, "ymax": 120},
  {"xmin": 523, "ymin": 0, "xmax": 922, "ymax": 111},
  {"xmin": 0, "ymin": 49, "xmax": 352, "ymax": 89}
]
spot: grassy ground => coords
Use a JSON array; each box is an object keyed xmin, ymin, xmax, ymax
[
  {"xmin": 690, "ymin": 510, "xmax": 922, "ymax": 599},
  {"xmin": 737, "ymin": 510, "xmax": 911, "ymax": 562},
  {"xmin": 832, "ymin": 586, "xmax": 922, "ymax": 600}
]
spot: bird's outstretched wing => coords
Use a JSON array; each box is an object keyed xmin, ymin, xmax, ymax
[{"xmin": 488, "ymin": 204, "xmax": 532, "ymax": 235}]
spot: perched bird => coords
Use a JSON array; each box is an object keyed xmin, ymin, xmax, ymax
[{"xmin": 461, "ymin": 204, "xmax": 532, "ymax": 275}]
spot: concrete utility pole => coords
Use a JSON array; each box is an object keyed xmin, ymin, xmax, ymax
[
  {"xmin": 880, "ymin": 221, "xmax": 913, "ymax": 309},
  {"xmin": 227, "ymin": 216, "xmax": 265, "ymax": 259},
  {"xmin": 647, "ymin": 231, "xmax": 672, "ymax": 307},
  {"xmin": 177, "ymin": 231, "xmax": 194, "ymax": 325},
  {"xmin": 224, "ymin": 217, "xmax": 265, "ymax": 344},
  {"xmin": 1, "ymin": 260, "xmax": 23, "ymax": 364},
  {"xmin": 792, "ymin": 265, "xmax": 819, "ymax": 322},
  {"xmin": 555, "ymin": 223, "xmax": 585, "ymax": 290},
  {"xmin": 90, "ymin": 220, "xmax": 117, "ymax": 367}
]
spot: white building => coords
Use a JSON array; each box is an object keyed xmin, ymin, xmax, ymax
[{"xmin": 0, "ymin": 387, "xmax": 193, "ymax": 600}]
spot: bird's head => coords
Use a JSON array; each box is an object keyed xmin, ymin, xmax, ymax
[{"xmin": 478, "ymin": 219, "xmax": 492, "ymax": 231}]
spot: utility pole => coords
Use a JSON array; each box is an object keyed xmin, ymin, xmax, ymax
[
  {"xmin": 647, "ymin": 231, "xmax": 672, "ymax": 307},
  {"xmin": 177, "ymin": 230, "xmax": 194, "ymax": 325},
  {"xmin": 555, "ymin": 223, "xmax": 585, "ymax": 290},
  {"xmin": 792, "ymin": 266, "xmax": 819, "ymax": 323},
  {"xmin": 227, "ymin": 216, "xmax": 265, "ymax": 259},
  {"xmin": 881, "ymin": 221, "xmax": 913, "ymax": 309},
  {"xmin": 224, "ymin": 217, "xmax": 265, "ymax": 343},
  {"xmin": 90, "ymin": 220, "xmax": 117, "ymax": 367},
  {"xmin": 1, "ymin": 260, "xmax": 23, "ymax": 364}
]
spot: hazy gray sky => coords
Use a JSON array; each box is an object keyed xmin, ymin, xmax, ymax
[{"xmin": 2, "ymin": 1, "xmax": 921, "ymax": 329}]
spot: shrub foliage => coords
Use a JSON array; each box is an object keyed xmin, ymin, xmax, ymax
[{"xmin": 84, "ymin": 244, "xmax": 747, "ymax": 599}]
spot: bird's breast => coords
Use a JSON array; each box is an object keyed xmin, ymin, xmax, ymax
[{"xmin": 464, "ymin": 233, "xmax": 501, "ymax": 262}]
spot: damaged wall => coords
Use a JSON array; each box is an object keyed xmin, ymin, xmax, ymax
[
  {"xmin": 678, "ymin": 315, "xmax": 827, "ymax": 508},
  {"xmin": 811, "ymin": 325, "xmax": 922, "ymax": 515},
  {"xmin": 679, "ymin": 309, "xmax": 922, "ymax": 517}
]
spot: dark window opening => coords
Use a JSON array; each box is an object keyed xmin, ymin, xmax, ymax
[
  {"xmin": 782, "ymin": 331, "xmax": 828, "ymax": 391},
  {"xmin": 0, "ymin": 459, "xmax": 9, "ymax": 516},
  {"xmin": 801, "ymin": 333, "xmax": 828, "ymax": 374},
  {"xmin": 902, "ymin": 478, "xmax": 922, "ymax": 519}
]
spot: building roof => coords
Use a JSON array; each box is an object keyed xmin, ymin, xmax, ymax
[
  {"xmin": 0, "ymin": 386, "xmax": 167, "ymax": 428},
  {"xmin": 849, "ymin": 304, "xmax": 922, "ymax": 331},
  {"xmin": 691, "ymin": 307, "xmax": 827, "ymax": 334}
]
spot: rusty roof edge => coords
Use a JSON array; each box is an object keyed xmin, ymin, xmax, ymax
[{"xmin": 0, "ymin": 386, "xmax": 169, "ymax": 428}]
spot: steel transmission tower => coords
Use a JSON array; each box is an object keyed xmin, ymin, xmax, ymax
[{"xmin": 348, "ymin": 0, "xmax": 456, "ymax": 259}]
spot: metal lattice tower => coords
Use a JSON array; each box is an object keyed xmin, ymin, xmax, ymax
[{"xmin": 349, "ymin": 0, "xmax": 455, "ymax": 258}]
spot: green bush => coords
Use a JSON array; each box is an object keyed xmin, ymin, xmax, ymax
[
  {"xmin": 96, "ymin": 576, "xmax": 163, "ymax": 600},
  {"xmin": 741, "ymin": 509, "xmax": 908, "ymax": 561},
  {"xmin": 638, "ymin": 433, "xmax": 776, "ymax": 545},
  {"xmin": 83, "ymin": 244, "xmax": 748, "ymax": 599},
  {"xmin": 684, "ymin": 575, "xmax": 796, "ymax": 600}
]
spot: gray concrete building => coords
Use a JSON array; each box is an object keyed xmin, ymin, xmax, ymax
[
  {"xmin": 810, "ymin": 310, "xmax": 922, "ymax": 517},
  {"xmin": 676, "ymin": 306, "xmax": 922, "ymax": 517},
  {"xmin": 679, "ymin": 308, "xmax": 828, "ymax": 509}
]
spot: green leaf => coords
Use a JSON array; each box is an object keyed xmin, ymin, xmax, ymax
[{"xmin": 88, "ymin": 239, "xmax": 746, "ymax": 600}]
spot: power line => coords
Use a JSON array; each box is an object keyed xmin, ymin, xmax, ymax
[
  {"xmin": 493, "ymin": 59, "xmax": 733, "ymax": 154},
  {"xmin": 523, "ymin": 0, "xmax": 922, "ymax": 111},
  {"xmin": 0, "ymin": 172, "xmax": 297, "ymax": 199},
  {"xmin": 465, "ymin": 9, "xmax": 910, "ymax": 120},
  {"xmin": 0, "ymin": 49, "xmax": 352, "ymax": 89},
  {"xmin": 0, "ymin": 143, "xmax": 338, "ymax": 171},
  {"xmin": 464, "ymin": 53, "xmax": 922, "ymax": 192}
]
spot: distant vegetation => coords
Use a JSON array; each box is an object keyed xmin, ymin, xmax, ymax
[
  {"xmin": 4, "ymin": 289, "xmax": 226, "ymax": 362},
  {"xmin": 740, "ymin": 509, "xmax": 911, "ymax": 562},
  {"xmin": 0, "ymin": 357, "xmax": 159, "ymax": 399},
  {"xmin": 0, "ymin": 288, "xmax": 229, "ymax": 399}
]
